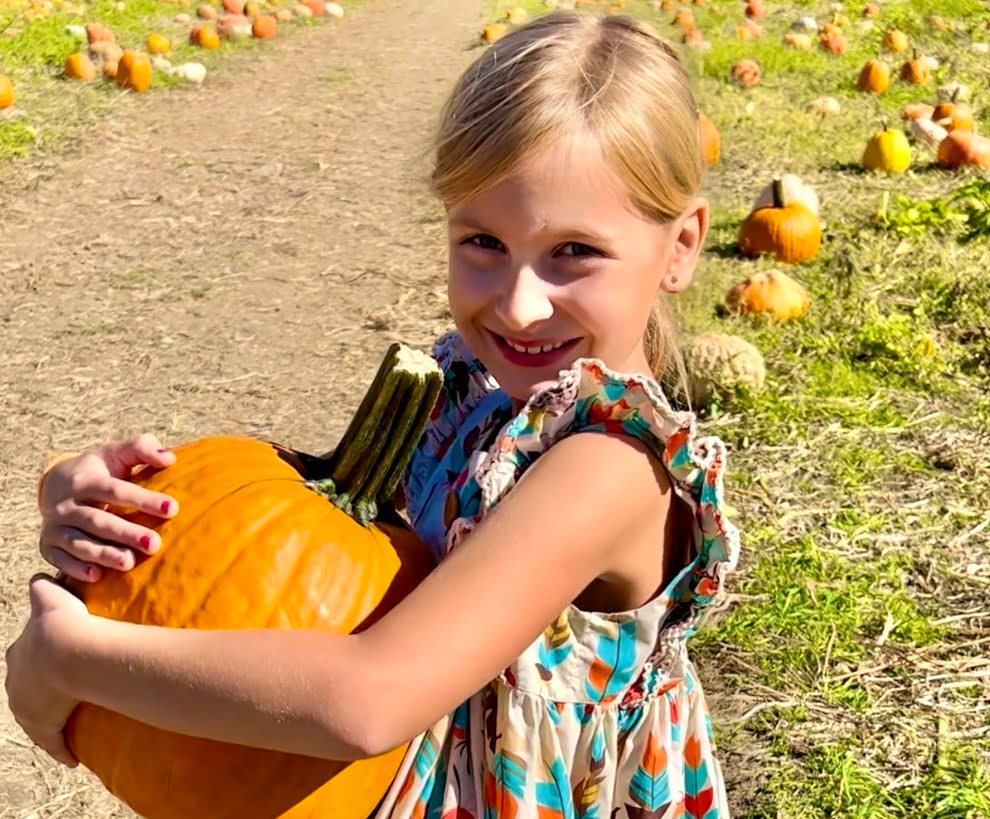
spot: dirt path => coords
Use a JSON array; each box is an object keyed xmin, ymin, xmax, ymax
[{"xmin": 0, "ymin": 0, "xmax": 482, "ymax": 813}]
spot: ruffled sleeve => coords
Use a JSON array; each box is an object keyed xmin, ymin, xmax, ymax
[{"xmin": 445, "ymin": 356, "xmax": 741, "ymax": 645}]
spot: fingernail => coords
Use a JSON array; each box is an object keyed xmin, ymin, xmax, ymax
[
  {"xmin": 140, "ymin": 534, "xmax": 152, "ymax": 550},
  {"xmin": 156, "ymin": 448, "xmax": 171, "ymax": 454},
  {"xmin": 161, "ymin": 500, "xmax": 171, "ymax": 515}
]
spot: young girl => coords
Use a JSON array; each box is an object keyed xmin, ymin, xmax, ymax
[{"xmin": 7, "ymin": 10, "xmax": 740, "ymax": 817}]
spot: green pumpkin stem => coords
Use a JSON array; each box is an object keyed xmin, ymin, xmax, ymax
[
  {"xmin": 310, "ymin": 343, "xmax": 442, "ymax": 526},
  {"xmin": 771, "ymin": 177, "xmax": 785, "ymax": 209}
]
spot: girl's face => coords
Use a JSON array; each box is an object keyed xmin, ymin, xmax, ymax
[{"xmin": 446, "ymin": 133, "xmax": 708, "ymax": 404}]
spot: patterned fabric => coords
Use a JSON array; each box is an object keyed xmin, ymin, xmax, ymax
[{"xmin": 375, "ymin": 331, "xmax": 740, "ymax": 819}]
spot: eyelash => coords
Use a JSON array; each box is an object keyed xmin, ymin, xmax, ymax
[{"xmin": 463, "ymin": 234, "xmax": 602, "ymax": 258}]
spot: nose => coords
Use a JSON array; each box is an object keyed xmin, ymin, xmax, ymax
[{"xmin": 495, "ymin": 264, "xmax": 554, "ymax": 331}]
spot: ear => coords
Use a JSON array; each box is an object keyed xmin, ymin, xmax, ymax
[{"xmin": 659, "ymin": 196, "xmax": 709, "ymax": 294}]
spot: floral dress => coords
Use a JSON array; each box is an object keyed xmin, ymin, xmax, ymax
[{"xmin": 374, "ymin": 331, "xmax": 741, "ymax": 819}]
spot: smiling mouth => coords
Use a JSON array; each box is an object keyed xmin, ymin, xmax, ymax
[{"xmin": 487, "ymin": 329, "xmax": 582, "ymax": 368}]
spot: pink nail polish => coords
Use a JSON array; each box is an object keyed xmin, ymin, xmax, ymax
[
  {"xmin": 157, "ymin": 448, "xmax": 170, "ymax": 454},
  {"xmin": 140, "ymin": 534, "xmax": 152, "ymax": 550},
  {"xmin": 161, "ymin": 500, "xmax": 171, "ymax": 515}
]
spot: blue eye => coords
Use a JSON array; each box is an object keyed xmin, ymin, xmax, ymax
[
  {"xmin": 466, "ymin": 234, "xmax": 505, "ymax": 252},
  {"xmin": 559, "ymin": 242, "xmax": 600, "ymax": 258}
]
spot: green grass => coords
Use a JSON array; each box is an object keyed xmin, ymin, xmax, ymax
[{"xmin": 481, "ymin": 1, "xmax": 990, "ymax": 815}]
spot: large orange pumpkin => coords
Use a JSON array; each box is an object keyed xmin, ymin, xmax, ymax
[{"xmin": 64, "ymin": 344, "xmax": 441, "ymax": 819}]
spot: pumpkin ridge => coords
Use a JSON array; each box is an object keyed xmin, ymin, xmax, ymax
[
  {"xmin": 117, "ymin": 476, "xmax": 309, "ymax": 625},
  {"xmin": 189, "ymin": 484, "xmax": 316, "ymax": 630}
]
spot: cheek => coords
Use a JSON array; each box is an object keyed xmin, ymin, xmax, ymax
[
  {"xmin": 447, "ymin": 251, "xmax": 493, "ymax": 318},
  {"xmin": 561, "ymin": 267, "xmax": 657, "ymax": 332}
]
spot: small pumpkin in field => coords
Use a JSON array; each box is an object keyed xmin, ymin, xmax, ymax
[
  {"xmin": 222, "ymin": 0, "xmax": 245, "ymax": 13},
  {"xmin": 481, "ymin": 23, "xmax": 506, "ymax": 43},
  {"xmin": 937, "ymin": 130, "xmax": 990, "ymax": 170},
  {"xmin": 736, "ymin": 21, "xmax": 759, "ymax": 40},
  {"xmin": 883, "ymin": 28, "xmax": 908, "ymax": 52},
  {"xmin": 196, "ymin": 3, "xmax": 218, "ymax": 19},
  {"xmin": 103, "ymin": 60, "xmax": 118, "ymax": 80},
  {"xmin": 115, "ymin": 50, "xmax": 151, "ymax": 92},
  {"xmin": 751, "ymin": 174, "xmax": 819, "ymax": 219},
  {"xmin": 932, "ymin": 97, "xmax": 975, "ymax": 132},
  {"xmin": 863, "ymin": 121, "xmax": 910, "ymax": 173},
  {"xmin": 730, "ymin": 58, "xmax": 760, "ymax": 88},
  {"xmin": 190, "ymin": 23, "xmax": 220, "ymax": 48},
  {"xmin": 219, "ymin": 14, "xmax": 252, "ymax": 39},
  {"xmin": 85, "ymin": 22, "xmax": 116, "ymax": 44},
  {"xmin": 673, "ymin": 8, "xmax": 695, "ymax": 32},
  {"xmin": 64, "ymin": 344, "xmax": 440, "ymax": 819},
  {"xmin": 738, "ymin": 178, "xmax": 821, "ymax": 263},
  {"xmin": 901, "ymin": 102, "xmax": 935, "ymax": 122},
  {"xmin": 929, "ymin": 14, "xmax": 948, "ymax": 32},
  {"xmin": 862, "ymin": 3, "xmax": 879, "ymax": 17},
  {"xmin": 783, "ymin": 32, "xmax": 813, "ymax": 50},
  {"xmin": 251, "ymin": 13, "xmax": 276, "ymax": 37},
  {"xmin": 725, "ymin": 269, "xmax": 811, "ymax": 321},
  {"xmin": 682, "ymin": 27, "xmax": 707, "ymax": 48},
  {"xmin": 910, "ymin": 117, "xmax": 948, "ymax": 150},
  {"xmin": 744, "ymin": 0, "xmax": 763, "ymax": 18},
  {"xmin": 819, "ymin": 28, "xmax": 846, "ymax": 54},
  {"xmin": 681, "ymin": 333, "xmax": 766, "ymax": 407},
  {"xmin": 808, "ymin": 96, "xmax": 841, "ymax": 116},
  {"xmin": 697, "ymin": 112, "xmax": 720, "ymax": 167},
  {"xmin": 64, "ymin": 51, "xmax": 97, "ymax": 81},
  {"xmin": 857, "ymin": 58, "xmax": 889, "ymax": 93},
  {"xmin": 146, "ymin": 33, "xmax": 170, "ymax": 54},
  {"xmin": 0, "ymin": 73, "xmax": 13, "ymax": 109},
  {"xmin": 243, "ymin": 0, "xmax": 262, "ymax": 17},
  {"xmin": 900, "ymin": 52, "xmax": 931, "ymax": 86},
  {"xmin": 274, "ymin": 8, "xmax": 291, "ymax": 21}
]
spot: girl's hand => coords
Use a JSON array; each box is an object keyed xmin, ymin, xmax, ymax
[
  {"xmin": 4, "ymin": 576, "xmax": 89, "ymax": 767},
  {"xmin": 38, "ymin": 434, "xmax": 179, "ymax": 582}
]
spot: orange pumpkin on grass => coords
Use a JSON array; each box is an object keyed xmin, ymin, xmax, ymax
[
  {"xmin": 115, "ymin": 50, "xmax": 152, "ymax": 92},
  {"xmin": 0, "ymin": 73, "xmax": 13, "ymax": 108},
  {"xmin": 64, "ymin": 52, "xmax": 97, "ymax": 81},
  {"xmin": 64, "ymin": 344, "xmax": 440, "ymax": 819},
  {"xmin": 738, "ymin": 178, "xmax": 821, "ymax": 263},
  {"xmin": 697, "ymin": 112, "xmax": 720, "ymax": 167},
  {"xmin": 252, "ymin": 13, "xmax": 277, "ymax": 38}
]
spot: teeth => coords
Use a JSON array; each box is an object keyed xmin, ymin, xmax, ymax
[{"xmin": 506, "ymin": 338, "xmax": 568, "ymax": 354}]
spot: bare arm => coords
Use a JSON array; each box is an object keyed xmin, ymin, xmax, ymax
[{"xmin": 46, "ymin": 432, "xmax": 671, "ymax": 759}]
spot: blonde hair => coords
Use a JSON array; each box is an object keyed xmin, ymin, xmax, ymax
[{"xmin": 430, "ymin": 11, "xmax": 702, "ymax": 397}]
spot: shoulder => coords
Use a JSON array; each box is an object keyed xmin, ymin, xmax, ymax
[{"xmin": 505, "ymin": 429, "xmax": 673, "ymax": 547}]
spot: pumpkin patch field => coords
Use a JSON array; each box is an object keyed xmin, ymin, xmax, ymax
[
  {"xmin": 1, "ymin": 0, "xmax": 989, "ymax": 816},
  {"xmin": 483, "ymin": 0, "xmax": 990, "ymax": 813}
]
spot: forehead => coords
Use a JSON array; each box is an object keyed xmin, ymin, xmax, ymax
[{"xmin": 449, "ymin": 132, "xmax": 644, "ymax": 234}]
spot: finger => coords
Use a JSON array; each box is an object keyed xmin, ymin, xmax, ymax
[
  {"xmin": 28, "ymin": 573, "xmax": 85, "ymax": 615},
  {"xmin": 102, "ymin": 433, "xmax": 176, "ymax": 478},
  {"xmin": 58, "ymin": 508, "xmax": 162, "ymax": 555},
  {"xmin": 39, "ymin": 545, "xmax": 104, "ymax": 582},
  {"xmin": 44, "ymin": 526, "xmax": 141, "ymax": 569},
  {"xmin": 68, "ymin": 474, "xmax": 178, "ymax": 520}
]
